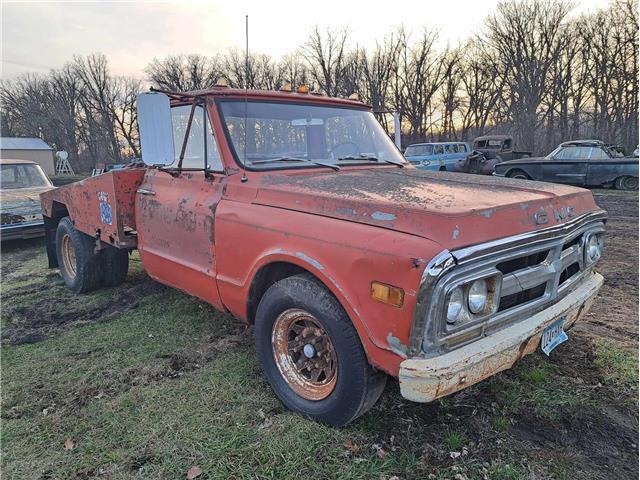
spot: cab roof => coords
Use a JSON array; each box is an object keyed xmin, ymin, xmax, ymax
[
  {"xmin": 160, "ymin": 86, "xmax": 371, "ymax": 109},
  {"xmin": 560, "ymin": 139, "xmax": 605, "ymax": 147},
  {"xmin": 473, "ymin": 134, "xmax": 512, "ymax": 141}
]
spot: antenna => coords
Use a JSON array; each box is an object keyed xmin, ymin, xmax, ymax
[{"xmin": 240, "ymin": 14, "xmax": 249, "ymax": 183}]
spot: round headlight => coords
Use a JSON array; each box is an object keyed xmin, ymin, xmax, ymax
[
  {"xmin": 447, "ymin": 287, "xmax": 464, "ymax": 324},
  {"xmin": 468, "ymin": 279, "xmax": 488, "ymax": 314},
  {"xmin": 586, "ymin": 234, "xmax": 601, "ymax": 262}
]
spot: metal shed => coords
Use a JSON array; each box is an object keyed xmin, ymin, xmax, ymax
[{"xmin": 0, "ymin": 137, "xmax": 56, "ymax": 176}]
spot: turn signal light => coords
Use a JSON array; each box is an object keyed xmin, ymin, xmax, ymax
[
  {"xmin": 348, "ymin": 92, "xmax": 360, "ymax": 100},
  {"xmin": 297, "ymin": 84, "xmax": 309, "ymax": 94},
  {"xmin": 280, "ymin": 83, "xmax": 293, "ymax": 92},
  {"xmin": 215, "ymin": 78, "xmax": 229, "ymax": 87},
  {"xmin": 371, "ymin": 281, "xmax": 404, "ymax": 307}
]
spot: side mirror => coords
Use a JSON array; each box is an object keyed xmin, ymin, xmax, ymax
[{"xmin": 137, "ymin": 92, "xmax": 175, "ymax": 166}]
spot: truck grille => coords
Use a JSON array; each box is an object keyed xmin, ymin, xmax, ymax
[
  {"xmin": 421, "ymin": 212, "xmax": 607, "ymax": 355},
  {"xmin": 494, "ymin": 232, "xmax": 591, "ymax": 314},
  {"xmin": 496, "ymin": 249, "xmax": 550, "ymax": 275},
  {"xmin": 498, "ymin": 283, "xmax": 546, "ymax": 312}
]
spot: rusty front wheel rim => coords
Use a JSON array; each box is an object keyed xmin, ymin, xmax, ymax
[
  {"xmin": 61, "ymin": 233, "xmax": 77, "ymax": 279},
  {"xmin": 271, "ymin": 308, "xmax": 338, "ymax": 401}
]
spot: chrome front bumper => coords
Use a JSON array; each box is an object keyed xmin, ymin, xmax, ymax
[
  {"xmin": 399, "ymin": 271, "xmax": 603, "ymax": 403},
  {"xmin": 0, "ymin": 220, "xmax": 45, "ymax": 241}
]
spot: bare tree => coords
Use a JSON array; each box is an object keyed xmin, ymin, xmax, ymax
[
  {"xmin": 278, "ymin": 52, "xmax": 309, "ymax": 87},
  {"xmin": 146, "ymin": 54, "xmax": 223, "ymax": 91},
  {"xmin": 483, "ymin": 0, "xmax": 572, "ymax": 151},
  {"xmin": 458, "ymin": 39, "xmax": 506, "ymax": 138},
  {"xmin": 392, "ymin": 27, "xmax": 448, "ymax": 139},
  {"xmin": 303, "ymin": 26, "xmax": 349, "ymax": 95},
  {"xmin": 47, "ymin": 65, "xmax": 84, "ymax": 167},
  {"xmin": 438, "ymin": 48, "xmax": 464, "ymax": 140},
  {"xmin": 361, "ymin": 34, "xmax": 401, "ymax": 130}
]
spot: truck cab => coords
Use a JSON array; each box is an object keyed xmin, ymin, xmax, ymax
[
  {"xmin": 457, "ymin": 135, "xmax": 532, "ymax": 175},
  {"xmin": 40, "ymin": 86, "xmax": 605, "ymax": 426}
]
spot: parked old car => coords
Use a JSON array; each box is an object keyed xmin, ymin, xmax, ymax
[
  {"xmin": 40, "ymin": 87, "xmax": 605, "ymax": 426},
  {"xmin": 494, "ymin": 140, "xmax": 639, "ymax": 190},
  {"xmin": 1, "ymin": 159, "xmax": 54, "ymax": 240},
  {"xmin": 404, "ymin": 142, "xmax": 470, "ymax": 171},
  {"xmin": 456, "ymin": 135, "xmax": 532, "ymax": 174}
]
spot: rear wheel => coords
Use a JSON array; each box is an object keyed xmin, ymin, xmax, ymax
[
  {"xmin": 507, "ymin": 169, "xmax": 530, "ymax": 180},
  {"xmin": 255, "ymin": 273, "xmax": 387, "ymax": 426},
  {"xmin": 55, "ymin": 217, "xmax": 102, "ymax": 293},
  {"xmin": 614, "ymin": 176, "xmax": 638, "ymax": 191}
]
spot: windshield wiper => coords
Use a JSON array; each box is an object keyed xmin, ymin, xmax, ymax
[
  {"xmin": 248, "ymin": 156, "xmax": 340, "ymax": 171},
  {"xmin": 337, "ymin": 155, "xmax": 405, "ymax": 168}
]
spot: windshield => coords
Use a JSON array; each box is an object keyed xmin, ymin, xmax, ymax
[
  {"xmin": 0, "ymin": 163, "xmax": 51, "ymax": 189},
  {"xmin": 218, "ymin": 100, "xmax": 406, "ymax": 168},
  {"xmin": 546, "ymin": 146, "xmax": 562, "ymax": 159},
  {"xmin": 405, "ymin": 145, "xmax": 433, "ymax": 157}
]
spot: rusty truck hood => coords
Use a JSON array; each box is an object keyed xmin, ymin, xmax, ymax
[{"xmin": 254, "ymin": 168, "xmax": 601, "ymax": 249}]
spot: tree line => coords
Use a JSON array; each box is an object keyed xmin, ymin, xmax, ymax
[{"xmin": 1, "ymin": 0, "xmax": 637, "ymax": 173}]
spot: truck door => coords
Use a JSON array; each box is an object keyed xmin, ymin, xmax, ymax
[
  {"xmin": 136, "ymin": 103, "xmax": 226, "ymax": 309},
  {"xmin": 543, "ymin": 146, "xmax": 589, "ymax": 185}
]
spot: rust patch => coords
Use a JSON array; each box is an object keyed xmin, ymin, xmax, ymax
[{"xmin": 175, "ymin": 198, "xmax": 197, "ymax": 232}]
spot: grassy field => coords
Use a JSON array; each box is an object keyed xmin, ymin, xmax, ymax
[{"xmin": 1, "ymin": 190, "xmax": 638, "ymax": 480}]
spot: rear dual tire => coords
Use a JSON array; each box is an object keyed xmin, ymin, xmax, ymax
[
  {"xmin": 55, "ymin": 217, "xmax": 129, "ymax": 293},
  {"xmin": 255, "ymin": 273, "xmax": 386, "ymax": 427}
]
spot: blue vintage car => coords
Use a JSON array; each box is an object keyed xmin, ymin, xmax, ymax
[{"xmin": 403, "ymin": 142, "xmax": 470, "ymax": 171}]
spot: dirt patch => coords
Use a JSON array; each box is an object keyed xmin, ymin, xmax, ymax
[
  {"xmin": 70, "ymin": 331, "xmax": 248, "ymax": 405},
  {"xmin": 512, "ymin": 404, "xmax": 637, "ymax": 479},
  {"xmin": 1, "ymin": 272, "xmax": 166, "ymax": 346},
  {"xmin": 155, "ymin": 330, "xmax": 247, "ymax": 378},
  {"xmin": 593, "ymin": 191, "xmax": 639, "ymax": 220},
  {"xmin": 2, "ymin": 329, "xmax": 249, "ymax": 421},
  {"xmin": 575, "ymin": 192, "xmax": 639, "ymax": 349}
]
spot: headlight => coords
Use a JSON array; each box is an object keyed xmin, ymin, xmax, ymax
[
  {"xmin": 585, "ymin": 233, "xmax": 603, "ymax": 263},
  {"xmin": 446, "ymin": 287, "xmax": 464, "ymax": 323},
  {"xmin": 444, "ymin": 274, "xmax": 501, "ymax": 328},
  {"xmin": 468, "ymin": 279, "xmax": 488, "ymax": 314}
]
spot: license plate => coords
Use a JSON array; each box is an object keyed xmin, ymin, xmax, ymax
[{"xmin": 540, "ymin": 317, "xmax": 568, "ymax": 356}]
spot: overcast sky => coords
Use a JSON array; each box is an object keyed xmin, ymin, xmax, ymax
[{"xmin": 2, "ymin": 0, "xmax": 611, "ymax": 80}]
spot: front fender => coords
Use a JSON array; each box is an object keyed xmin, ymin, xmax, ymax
[{"xmin": 215, "ymin": 201, "xmax": 444, "ymax": 376}]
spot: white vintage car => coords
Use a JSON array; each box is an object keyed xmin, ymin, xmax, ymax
[{"xmin": 1, "ymin": 159, "xmax": 54, "ymax": 241}]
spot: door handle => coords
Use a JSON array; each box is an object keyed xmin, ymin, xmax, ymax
[{"xmin": 137, "ymin": 188, "xmax": 156, "ymax": 196}]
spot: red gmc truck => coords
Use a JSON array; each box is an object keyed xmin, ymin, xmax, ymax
[{"xmin": 40, "ymin": 85, "xmax": 606, "ymax": 426}]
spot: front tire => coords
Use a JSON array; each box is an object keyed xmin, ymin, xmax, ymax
[
  {"xmin": 507, "ymin": 169, "xmax": 530, "ymax": 180},
  {"xmin": 55, "ymin": 217, "xmax": 103, "ymax": 293},
  {"xmin": 255, "ymin": 273, "xmax": 386, "ymax": 427}
]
